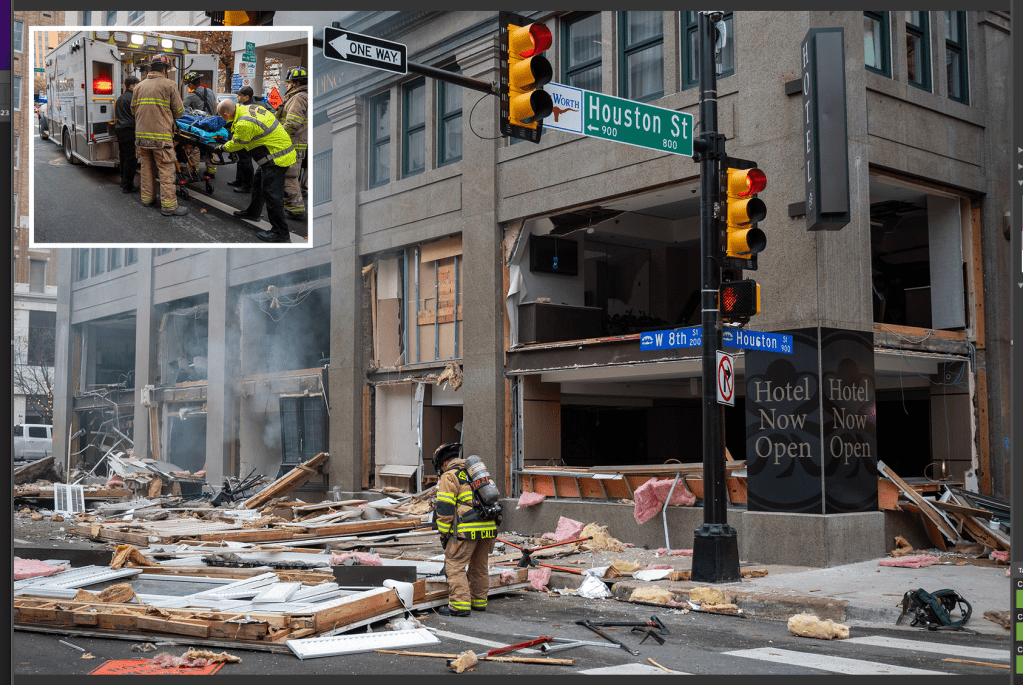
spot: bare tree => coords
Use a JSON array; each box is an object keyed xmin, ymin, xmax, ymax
[
  {"xmin": 172, "ymin": 30, "xmax": 234, "ymax": 91},
  {"xmin": 13, "ymin": 325, "xmax": 56, "ymax": 424}
]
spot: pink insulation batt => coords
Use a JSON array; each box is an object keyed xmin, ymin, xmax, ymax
[
  {"xmin": 528, "ymin": 566, "xmax": 551, "ymax": 591},
  {"xmin": 878, "ymin": 555, "xmax": 939, "ymax": 568},
  {"xmin": 516, "ymin": 492, "xmax": 547, "ymax": 509},
  {"xmin": 14, "ymin": 558, "xmax": 66, "ymax": 580},
  {"xmin": 633, "ymin": 478, "xmax": 696, "ymax": 524},
  {"xmin": 543, "ymin": 516, "xmax": 586, "ymax": 542},
  {"xmin": 330, "ymin": 552, "xmax": 383, "ymax": 566}
]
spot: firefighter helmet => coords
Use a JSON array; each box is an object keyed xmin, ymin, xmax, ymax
[
  {"xmin": 184, "ymin": 71, "xmax": 203, "ymax": 85},
  {"xmin": 432, "ymin": 443, "xmax": 462, "ymax": 474},
  {"xmin": 149, "ymin": 54, "xmax": 173, "ymax": 69},
  {"xmin": 286, "ymin": 66, "xmax": 308, "ymax": 84}
]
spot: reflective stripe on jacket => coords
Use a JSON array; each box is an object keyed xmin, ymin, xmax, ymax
[
  {"xmin": 435, "ymin": 458, "xmax": 497, "ymax": 541},
  {"xmin": 224, "ymin": 104, "xmax": 297, "ymax": 168},
  {"xmin": 131, "ymin": 73, "xmax": 184, "ymax": 148},
  {"xmin": 278, "ymin": 84, "xmax": 307, "ymax": 158}
]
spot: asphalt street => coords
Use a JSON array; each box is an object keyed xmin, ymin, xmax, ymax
[
  {"xmin": 11, "ymin": 590, "xmax": 1010, "ymax": 678},
  {"xmin": 31, "ymin": 122, "xmax": 309, "ymax": 245}
]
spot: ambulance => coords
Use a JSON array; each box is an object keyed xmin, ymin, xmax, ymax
[{"xmin": 41, "ymin": 29, "xmax": 219, "ymax": 166}]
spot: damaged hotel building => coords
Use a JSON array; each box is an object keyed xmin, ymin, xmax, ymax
[{"xmin": 54, "ymin": 11, "xmax": 1012, "ymax": 566}]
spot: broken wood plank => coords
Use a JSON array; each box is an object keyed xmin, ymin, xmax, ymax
[
  {"xmin": 959, "ymin": 514, "xmax": 1009, "ymax": 552},
  {"xmin": 13, "ymin": 624, "xmax": 292, "ymax": 653},
  {"xmin": 374, "ymin": 650, "xmax": 574, "ymax": 665},
  {"xmin": 878, "ymin": 461, "xmax": 959, "ymax": 543},
  {"xmin": 135, "ymin": 615, "xmax": 211, "ymax": 638},
  {"xmin": 13, "ymin": 456, "xmax": 56, "ymax": 485},
  {"xmin": 929, "ymin": 499, "xmax": 992, "ymax": 520},
  {"xmin": 242, "ymin": 453, "xmax": 330, "ymax": 509},
  {"xmin": 941, "ymin": 658, "xmax": 1008, "ymax": 669},
  {"xmin": 303, "ymin": 517, "xmax": 420, "ymax": 537},
  {"xmin": 313, "ymin": 588, "xmax": 403, "ymax": 633}
]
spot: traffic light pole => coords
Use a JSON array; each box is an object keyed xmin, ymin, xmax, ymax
[{"xmin": 691, "ymin": 11, "xmax": 740, "ymax": 583}]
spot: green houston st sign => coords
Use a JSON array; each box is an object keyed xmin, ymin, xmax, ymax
[{"xmin": 544, "ymin": 83, "xmax": 694, "ymax": 157}]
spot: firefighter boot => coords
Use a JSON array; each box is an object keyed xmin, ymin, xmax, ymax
[{"xmin": 162, "ymin": 205, "xmax": 189, "ymax": 217}]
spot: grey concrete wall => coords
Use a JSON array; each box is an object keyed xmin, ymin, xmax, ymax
[{"xmin": 131, "ymin": 250, "xmax": 155, "ymax": 460}]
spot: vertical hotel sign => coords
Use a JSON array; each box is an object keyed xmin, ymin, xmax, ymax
[{"xmin": 801, "ymin": 28, "xmax": 851, "ymax": 231}]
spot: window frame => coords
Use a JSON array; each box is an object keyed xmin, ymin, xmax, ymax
[
  {"xmin": 680, "ymin": 11, "xmax": 735, "ymax": 91},
  {"xmin": 313, "ymin": 149, "xmax": 332, "ymax": 205},
  {"xmin": 437, "ymin": 66, "xmax": 463, "ymax": 167},
  {"xmin": 108, "ymin": 248, "xmax": 122, "ymax": 271},
  {"xmin": 402, "ymin": 77, "xmax": 426, "ymax": 178},
  {"xmin": 106, "ymin": 10, "xmax": 118, "ymax": 25},
  {"xmin": 13, "ymin": 76, "xmax": 21, "ymax": 110},
  {"xmin": 905, "ymin": 11, "xmax": 931, "ymax": 92},
  {"xmin": 76, "ymin": 249, "xmax": 89, "ymax": 282},
  {"xmin": 27, "ymin": 310, "xmax": 57, "ymax": 366},
  {"xmin": 13, "ymin": 20, "xmax": 24, "ymax": 53},
  {"xmin": 126, "ymin": 248, "xmax": 138, "ymax": 265},
  {"xmin": 864, "ymin": 11, "xmax": 892, "ymax": 78},
  {"xmin": 945, "ymin": 11, "xmax": 969, "ymax": 104},
  {"xmin": 128, "ymin": 10, "xmax": 144, "ymax": 24},
  {"xmin": 561, "ymin": 11, "xmax": 602, "ymax": 91},
  {"xmin": 29, "ymin": 259, "xmax": 46, "ymax": 293},
  {"xmin": 14, "ymin": 133, "xmax": 20, "ymax": 170},
  {"xmin": 91, "ymin": 248, "xmax": 105, "ymax": 277},
  {"xmin": 82, "ymin": 11, "xmax": 92, "ymax": 24},
  {"xmin": 618, "ymin": 11, "xmax": 665, "ymax": 102},
  {"xmin": 369, "ymin": 91, "xmax": 391, "ymax": 188}
]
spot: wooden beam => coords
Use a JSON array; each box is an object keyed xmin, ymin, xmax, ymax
[
  {"xmin": 871, "ymin": 323, "xmax": 967, "ymax": 342},
  {"xmin": 929, "ymin": 499, "xmax": 992, "ymax": 520},
  {"xmin": 970, "ymin": 202, "xmax": 986, "ymax": 349},
  {"xmin": 878, "ymin": 462, "xmax": 959, "ymax": 543},
  {"xmin": 362, "ymin": 386, "xmax": 372, "ymax": 490},
  {"xmin": 976, "ymin": 368, "xmax": 991, "ymax": 495},
  {"xmin": 241, "ymin": 452, "xmax": 329, "ymax": 509}
]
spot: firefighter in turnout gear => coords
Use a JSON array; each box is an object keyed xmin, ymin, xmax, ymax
[
  {"xmin": 132, "ymin": 55, "xmax": 188, "ymax": 216},
  {"xmin": 216, "ymin": 99, "xmax": 297, "ymax": 242},
  {"xmin": 433, "ymin": 443, "xmax": 500, "ymax": 617},
  {"xmin": 182, "ymin": 71, "xmax": 217, "ymax": 177},
  {"xmin": 278, "ymin": 66, "xmax": 308, "ymax": 220}
]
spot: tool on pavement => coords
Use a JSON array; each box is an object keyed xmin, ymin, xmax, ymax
[
  {"xmin": 473, "ymin": 636, "xmax": 552, "ymax": 659},
  {"xmin": 576, "ymin": 619, "xmax": 641, "ymax": 656},
  {"xmin": 498, "ymin": 536, "xmax": 593, "ymax": 568},
  {"xmin": 632, "ymin": 626, "xmax": 665, "ymax": 645},
  {"xmin": 586, "ymin": 615, "xmax": 670, "ymax": 635},
  {"xmin": 512, "ymin": 633, "xmax": 624, "ymax": 651}
]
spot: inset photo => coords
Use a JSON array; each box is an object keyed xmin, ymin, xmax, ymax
[{"xmin": 30, "ymin": 25, "xmax": 313, "ymax": 246}]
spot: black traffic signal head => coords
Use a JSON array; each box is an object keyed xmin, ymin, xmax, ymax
[
  {"xmin": 720, "ymin": 279, "xmax": 761, "ymax": 322},
  {"xmin": 722, "ymin": 166, "xmax": 767, "ymax": 269},
  {"xmin": 500, "ymin": 11, "xmax": 554, "ymax": 143}
]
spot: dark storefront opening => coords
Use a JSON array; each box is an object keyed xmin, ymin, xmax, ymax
[
  {"xmin": 158, "ymin": 296, "xmax": 210, "ymax": 385},
  {"xmin": 875, "ymin": 391, "xmax": 932, "ymax": 478},
  {"xmin": 240, "ymin": 270, "xmax": 331, "ymax": 375},
  {"xmin": 167, "ymin": 412, "xmax": 208, "ymax": 473}
]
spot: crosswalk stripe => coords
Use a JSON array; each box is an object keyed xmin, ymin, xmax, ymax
[
  {"xmin": 182, "ymin": 191, "xmax": 308, "ymax": 243},
  {"xmin": 721, "ymin": 647, "xmax": 947, "ymax": 675},
  {"xmin": 844, "ymin": 636, "xmax": 1009, "ymax": 661},
  {"xmin": 580, "ymin": 664, "xmax": 688, "ymax": 675}
]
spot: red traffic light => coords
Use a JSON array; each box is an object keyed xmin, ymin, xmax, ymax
[{"xmin": 510, "ymin": 23, "xmax": 552, "ymax": 58}]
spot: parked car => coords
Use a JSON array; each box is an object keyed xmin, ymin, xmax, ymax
[
  {"xmin": 14, "ymin": 424, "xmax": 53, "ymax": 462},
  {"xmin": 37, "ymin": 103, "xmax": 49, "ymax": 140}
]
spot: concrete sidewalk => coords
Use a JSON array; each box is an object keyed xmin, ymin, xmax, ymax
[{"xmin": 542, "ymin": 557, "xmax": 1010, "ymax": 636}]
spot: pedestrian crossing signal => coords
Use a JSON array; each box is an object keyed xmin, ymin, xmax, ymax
[{"xmin": 720, "ymin": 279, "xmax": 760, "ymax": 322}]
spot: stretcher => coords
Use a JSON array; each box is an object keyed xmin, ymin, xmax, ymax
[{"xmin": 171, "ymin": 115, "xmax": 236, "ymax": 198}]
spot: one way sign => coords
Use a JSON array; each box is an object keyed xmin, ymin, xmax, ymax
[{"xmin": 323, "ymin": 26, "xmax": 407, "ymax": 75}]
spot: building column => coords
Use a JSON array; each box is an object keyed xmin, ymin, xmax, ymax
[
  {"xmin": 457, "ymin": 38, "xmax": 506, "ymax": 487},
  {"xmin": 131, "ymin": 250, "xmax": 157, "ymax": 460},
  {"xmin": 52, "ymin": 252, "xmax": 76, "ymax": 475},
  {"xmin": 328, "ymin": 95, "xmax": 362, "ymax": 490},
  {"xmin": 205, "ymin": 249, "xmax": 232, "ymax": 484}
]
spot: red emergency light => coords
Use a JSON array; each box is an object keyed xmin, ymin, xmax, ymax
[{"xmin": 93, "ymin": 77, "xmax": 113, "ymax": 95}]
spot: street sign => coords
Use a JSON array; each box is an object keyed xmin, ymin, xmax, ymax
[
  {"xmin": 543, "ymin": 82, "xmax": 694, "ymax": 157},
  {"xmin": 640, "ymin": 326, "xmax": 702, "ymax": 351},
  {"xmin": 716, "ymin": 351, "xmax": 735, "ymax": 406},
  {"xmin": 640, "ymin": 326, "xmax": 793, "ymax": 354},
  {"xmin": 243, "ymin": 41, "xmax": 256, "ymax": 62},
  {"xmin": 232, "ymin": 73, "xmax": 242, "ymax": 91},
  {"xmin": 34, "ymin": 67, "xmax": 44, "ymax": 72},
  {"xmin": 722, "ymin": 328, "xmax": 793, "ymax": 354},
  {"xmin": 322, "ymin": 26, "xmax": 407, "ymax": 75}
]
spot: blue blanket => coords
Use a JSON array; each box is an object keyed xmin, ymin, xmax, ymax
[{"xmin": 175, "ymin": 115, "xmax": 229, "ymax": 144}]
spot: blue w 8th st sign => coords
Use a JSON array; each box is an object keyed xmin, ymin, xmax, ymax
[{"xmin": 640, "ymin": 327, "xmax": 793, "ymax": 354}]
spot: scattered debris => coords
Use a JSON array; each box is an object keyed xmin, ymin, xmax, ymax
[
  {"xmin": 942, "ymin": 658, "xmax": 1008, "ymax": 669},
  {"xmin": 331, "ymin": 552, "xmax": 383, "ymax": 566},
  {"xmin": 131, "ymin": 644, "xmax": 158, "ymax": 652},
  {"xmin": 110, "ymin": 544, "xmax": 157, "ymax": 570},
  {"xmin": 628, "ymin": 587, "xmax": 675, "ymax": 605},
  {"xmin": 897, "ymin": 588, "xmax": 972, "ymax": 629},
  {"xmin": 578, "ymin": 523, "xmax": 624, "ymax": 552},
  {"xmin": 516, "ymin": 492, "xmax": 546, "ymax": 509},
  {"xmin": 990, "ymin": 550, "xmax": 1009, "ymax": 564},
  {"xmin": 690, "ymin": 587, "xmax": 727, "ymax": 604},
  {"xmin": 787, "ymin": 613, "xmax": 849, "ymax": 640},
  {"xmin": 983, "ymin": 610, "xmax": 1010, "ymax": 629},
  {"xmin": 654, "ymin": 548, "xmax": 693, "ymax": 556},
  {"xmin": 699, "ymin": 603, "xmax": 741, "ymax": 615},
  {"xmin": 891, "ymin": 535, "xmax": 915, "ymax": 557},
  {"xmin": 632, "ymin": 476, "xmax": 696, "ymax": 524},
  {"xmin": 242, "ymin": 452, "xmax": 330, "ymax": 509},
  {"xmin": 543, "ymin": 516, "xmax": 586, "ymax": 543},
  {"xmin": 879, "ymin": 555, "xmax": 939, "ymax": 569},
  {"xmin": 81, "ymin": 653, "xmax": 97, "ymax": 659},
  {"xmin": 14, "ymin": 558, "xmax": 67, "ymax": 580},
  {"xmin": 528, "ymin": 566, "xmax": 551, "ymax": 591}
]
